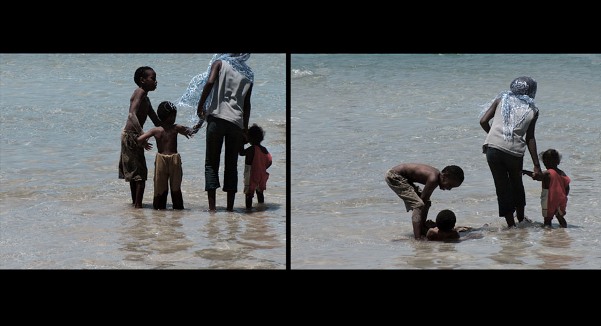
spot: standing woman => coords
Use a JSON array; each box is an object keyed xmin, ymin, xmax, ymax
[
  {"xmin": 178, "ymin": 54, "xmax": 254, "ymax": 211},
  {"xmin": 480, "ymin": 76, "xmax": 542, "ymax": 227}
]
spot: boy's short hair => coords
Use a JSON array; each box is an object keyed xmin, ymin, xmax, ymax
[
  {"xmin": 134, "ymin": 66, "xmax": 153, "ymax": 87},
  {"xmin": 157, "ymin": 101, "xmax": 177, "ymax": 121},
  {"xmin": 436, "ymin": 209, "xmax": 456, "ymax": 231},
  {"xmin": 442, "ymin": 165, "xmax": 464, "ymax": 184}
]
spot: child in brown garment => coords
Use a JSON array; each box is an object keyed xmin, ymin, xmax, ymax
[{"xmin": 137, "ymin": 101, "xmax": 193, "ymax": 209}]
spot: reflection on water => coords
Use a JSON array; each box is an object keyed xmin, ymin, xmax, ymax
[
  {"xmin": 116, "ymin": 204, "xmax": 285, "ymax": 269},
  {"xmin": 404, "ymin": 240, "xmax": 462, "ymax": 269},
  {"xmin": 0, "ymin": 54, "xmax": 286, "ymax": 269},
  {"xmin": 291, "ymin": 54, "xmax": 601, "ymax": 269},
  {"xmin": 489, "ymin": 227, "xmax": 532, "ymax": 267},
  {"xmin": 536, "ymin": 228, "xmax": 579, "ymax": 269},
  {"xmin": 120, "ymin": 209, "xmax": 195, "ymax": 269},
  {"xmin": 196, "ymin": 209, "xmax": 283, "ymax": 269}
]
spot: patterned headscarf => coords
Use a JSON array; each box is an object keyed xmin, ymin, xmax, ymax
[
  {"xmin": 482, "ymin": 76, "xmax": 538, "ymax": 142},
  {"xmin": 176, "ymin": 53, "xmax": 253, "ymax": 124}
]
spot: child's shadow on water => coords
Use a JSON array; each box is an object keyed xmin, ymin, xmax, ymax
[
  {"xmin": 243, "ymin": 202, "xmax": 282, "ymax": 214},
  {"xmin": 516, "ymin": 219, "xmax": 582, "ymax": 229}
]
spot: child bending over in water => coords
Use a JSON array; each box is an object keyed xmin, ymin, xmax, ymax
[
  {"xmin": 137, "ymin": 101, "xmax": 193, "ymax": 210},
  {"xmin": 385, "ymin": 163, "xmax": 464, "ymax": 239},
  {"xmin": 523, "ymin": 148, "xmax": 570, "ymax": 228}
]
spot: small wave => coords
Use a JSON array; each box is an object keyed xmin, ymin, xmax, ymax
[{"xmin": 291, "ymin": 69, "xmax": 314, "ymax": 79}]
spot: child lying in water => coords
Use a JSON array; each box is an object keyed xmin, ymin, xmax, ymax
[
  {"xmin": 425, "ymin": 209, "xmax": 481, "ymax": 241},
  {"xmin": 426, "ymin": 209, "xmax": 460, "ymax": 241}
]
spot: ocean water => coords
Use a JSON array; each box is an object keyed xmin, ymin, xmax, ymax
[
  {"xmin": 291, "ymin": 53, "xmax": 601, "ymax": 269},
  {"xmin": 0, "ymin": 53, "xmax": 286, "ymax": 269}
]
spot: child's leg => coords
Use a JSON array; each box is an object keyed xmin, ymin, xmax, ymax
[
  {"xmin": 540, "ymin": 189, "xmax": 549, "ymax": 221},
  {"xmin": 419, "ymin": 201, "xmax": 431, "ymax": 236},
  {"xmin": 556, "ymin": 216, "xmax": 567, "ymax": 228},
  {"xmin": 246, "ymin": 195, "xmax": 253, "ymax": 209},
  {"xmin": 153, "ymin": 192, "xmax": 168, "ymax": 210},
  {"xmin": 129, "ymin": 182, "xmax": 137, "ymax": 205},
  {"xmin": 543, "ymin": 216, "xmax": 553, "ymax": 227},
  {"xmin": 170, "ymin": 159, "xmax": 184, "ymax": 209},
  {"xmin": 153, "ymin": 155, "xmax": 169, "ymax": 210},
  {"xmin": 171, "ymin": 190, "xmax": 184, "ymax": 210},
  {"xmin": 556, "ymin": 209, "xmax": 567, "ymax": 228},
  {"xmin": 134, "ymin": 181, "xmax": 145, "ymax": 208},
  {"xmin": 411, "ymin": 201, "xmax": 431, "ymax": 239},
  {"xmin": 411, "ymin": 207, "xmax": 423, "ymax": 239},
  {"xmin": 256, "ymin": 190, "xmax": 264, "ymax": 203}
]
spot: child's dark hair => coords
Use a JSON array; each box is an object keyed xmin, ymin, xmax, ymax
[
  {"xmin": 157, "ymin": 101, "xmax": 177, "ymax": 121},
  {"xmin": 441, "ymin": 165, "xmax": 464, "ymax": 184},
  {"xmin": 134, "ymin": 66, "xmax": 153, "ymax": 87},
  {"xmin": 247, "ymin": 123, "xmax": 265, "ymax": 145},
  {"xmin": 540, "ymin": 149, "xmax": 561, "ymax": 165},
  {"xmin": 436, "ymin": 209, "xmax": 456, "ymax": 231}
]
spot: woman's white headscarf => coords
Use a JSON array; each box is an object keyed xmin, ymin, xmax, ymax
[
  {"xmin": 176, "ymin": 53, "xmax": 253, "ymax": 124},
  {"xmin": 481, "ymin": 76, "xmax": 539, "ymax": 142}
]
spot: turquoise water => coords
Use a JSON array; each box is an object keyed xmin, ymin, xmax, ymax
[
  {"xmin": 291, "ymin": 54, "xmax": 601, "ymax": 269},
  {"xmin": 0, "ymin": 53, "xmax": 286, "ymax": 269}
]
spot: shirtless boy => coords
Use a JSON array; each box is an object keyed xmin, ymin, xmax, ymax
[
  {"xmin": 119, "ymin": 66, "xmax": 161, "ymax": 208},
  {"xmin": 137, "ymin": 101, "xmax": 193, "ymax": 209},
  {"xmin": 385, "ymin": 163, "xmax": 464, "ymax": 239}
]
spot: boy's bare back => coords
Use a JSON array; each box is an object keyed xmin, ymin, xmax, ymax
[
  {"xmin": 142, "ymin": 124, "xmax": 190, "ymax": 155},
  {"xmin": 389, "ymin": 163, "xmax": 440, "ymax": 201},
  {"xmin": 389, "ymin": 163, "xmax": 440, "ymax": 185}
]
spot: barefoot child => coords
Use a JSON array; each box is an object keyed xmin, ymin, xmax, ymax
[
  {"xmin": 523, "ymin": 149, "xmax": 570, "ymax": 227},
  {"xmin": 239, "ymin": 123, "xmax": 272, "ymax": 209},
  {"xmin": 385, "ymin": 163, "xmax": 464, "ymax": 239},
  {"xmin": 119, "ymin": 66, "xmax": 161, "ymax": 208},
  {"xmin": 137, "ymin": 101, "xmax": 193, "ymax": 210}
]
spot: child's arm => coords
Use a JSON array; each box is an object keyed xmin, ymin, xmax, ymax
[
  {"xmin": 148, "ymin": 106, "xmax": 161, "ymax": 127},
  {"xmin": 128, "ymin": 89, "xmax": 145, "ymax": 134},
  {"xmin": 420, "ymin": 177, "xmax": 437, "ymax": 206},
  {"xmin": 175, "ymin": 124, "xmax": 193, "ymax": 139},
  {"xmin": 243, "ymin": 146, "xmax": 254, "ymax": 165},
  {"xmin": 522, "ymin": 169, "xmax": 545, "ymax": 181},
  {"xmin": 137, "ymin": 128, "xmax": 156, "ymax": 151},
  {"xmin": 426, "ymin": 228, "xmax": 439, "ymax": 241}
]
